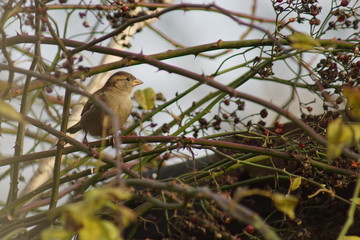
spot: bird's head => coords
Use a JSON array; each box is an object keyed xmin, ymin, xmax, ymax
[{"xmin": 105, "ymin": 71, "xmax": 143, "ymax": 91}]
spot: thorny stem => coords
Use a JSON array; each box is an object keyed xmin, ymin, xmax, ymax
[{"xmin": 121, "ymin": 53, "xmax": 360, "ymax": 161}]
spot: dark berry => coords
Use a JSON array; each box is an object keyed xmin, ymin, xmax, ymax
[
  {"xmin": 161, "ymin": 123, "xmax": 170, "ymax": 133},
  {"xmin": 336, "ymin": 97, "xmax": 343, "ymax": 104},
  {"xmin": 258, "ymin": 120, "xmax": 266, "ymax": 127},
  {"xmin": 198, "ymin": 118, "xmax": 208, "ymax": 126},
  {"xmin": 260, "ymin": 108, "xmax": 268, "ymax": 118}
]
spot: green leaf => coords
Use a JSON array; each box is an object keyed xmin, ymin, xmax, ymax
[
  {"xmin": 133, "ymin": 88, "xmax": 156, "ymax": 110},
  {"xmin": 272, "ymin": 194, "xmax": 298, "ymax": 220},
  {"xmin": 288, "ymin": 32, "xmax": 320, "ymax": 50},
  {"xmin": 0, "ymin": 99, "xmax": 24, "ymax": 122}
]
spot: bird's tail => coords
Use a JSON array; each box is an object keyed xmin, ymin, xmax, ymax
[{"xmin": 66, "ymin": 122, "xmax": 82, "ymax": 134}]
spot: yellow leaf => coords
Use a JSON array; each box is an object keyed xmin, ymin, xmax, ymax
[
  {"xmin": 43, "ymin": 187, "xmax": 135, "ymax": 240},
  {"xmin": 0, "ymin": 99, "xmax": 24, "ymax": 122},
  {"xmin": 0, "ymin": 81, "xmax": 11, "ymax": 90},
  {"xmin": 272, "ymin": 193, "xmax": 298, "ymax": 220},
  {"xmin": 41, "ymin": 227, "xmax": 73, "ymax": 240},
  {"xmin": 327, "ymin": 118, "xmax": 360, "ymax": 160},
  {"xmin": 341, "ymin": 236, "xmax": 360, "ymax": 240},
  {"xmin": 350, "ymin": 197, "xmax": 360, "ymax": 205},
  {"xmin": 133, "ymin": 88, "xmax": 156, "ymax": 110},
  {"xmin": 290, "ymin": 177, "xmax": 302, "ymax": 191},
  {"xmin": 288, "ymin": 32, "xmax": 320, "ymax": 50},
  {"xmin": 343, "ymin": 86, "xmax": 360, "ymax": 121}
]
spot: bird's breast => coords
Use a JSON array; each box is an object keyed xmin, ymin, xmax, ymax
[{"xmin": 105, "ymin": 92, "xmax": 133, "ymax": 123}]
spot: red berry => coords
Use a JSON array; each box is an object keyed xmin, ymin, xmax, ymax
[
  {"xmin": 121, "ymin": 5, "xmax": 129, "ymax": 11},
  {"xmin": 350, "ymin": 161, "xmax": 358, "ymax": 168},
  {"xmin": 245, "ymin": 225, "xmax": 255, "ymax": 234},
  {"xmin": 307, "ymin": 106, "xmax": 313, "ymax": 112},
  {"xmin": 340, "ymin": 0, "xmax": 349, "ymax": 6},
  {"xmin": 223, "ymin": 99, "xmax": 230, "ymax": 106},
  {"xmin": 311, "ymin": 11, "xmax": 319, "ymax": 16},
  {"xmin": 356, "ymin": 61, "xmax": 360, "ymax": 68},
  {"xmin": 275, "ymin": 121, "xmax": 283, "ymax": 128},
  {"xmin": 37, "ymin": 8, "xmax": 46, "ymax": 14},
  {"xmin": 338, "ymin": 16, "xmax": 345, "ymax": 22},
  {"xmin": 275, "ymin": 127, "xmax": 283, "ymax": 134},
  {"xmin": 289, "ymin": 17, "xmax": 295, "ymax": 22},
  {"xmin": 299, "ymin": 143, "xmax": 306, "ymax": 148},
  {"xmin": 189, "ymin": 217, "xmax": 197, "ymax": 224},
  {"xmin": 277, "ymin": 0, "xmax": 283, "ymax": 2},
  {"xmin": 310, "ymin": 18, "xmax": 321, "ymax": 25},
  {"xmin": 329, "ymin": 63, "xmax": 337, "ymax": 69}
]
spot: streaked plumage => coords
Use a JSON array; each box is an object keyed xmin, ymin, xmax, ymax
[{"xmin": 67, "ymin": 71, "xmax": 143, "ymax": 137}]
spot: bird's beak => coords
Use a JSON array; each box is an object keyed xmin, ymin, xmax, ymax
[{"xmin": 131, "ymin": 79, "xmax": 143, "ymax": 87}]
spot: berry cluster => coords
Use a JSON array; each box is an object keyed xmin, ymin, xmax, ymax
[
  {"xmin": 273, "ymin": 0, "xmax": 323, "ymax": 26},
  {"xmin": 191, "ymin": 99, "xmax": 245, "ymax": 138},
  {"xmin": 106, "ymin": 4, "xmax": 133, "ymax": 29},
  {"xmin": 316, "ymin": 52, "xmax": 360, "ymax": 89},
  {"xmin": 328, "ymin": 7, "xmax": 359, "ymax": 31}
]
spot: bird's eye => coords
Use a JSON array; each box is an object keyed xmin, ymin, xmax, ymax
[{"xmin": 126, "ymin": 77, "xmax": 131, "ymax": 81}]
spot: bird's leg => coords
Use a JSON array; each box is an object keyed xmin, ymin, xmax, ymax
[
  {"xmin": 83, "ymin": 132, "xmax": 89, "ymax": 146},
  {"xmin": 111, "ymin": 133, "xmax": 117, "ymax": 147},
  {"xmin": 111, "ymin": 132, "xmax": 123, "ymax": 148}
]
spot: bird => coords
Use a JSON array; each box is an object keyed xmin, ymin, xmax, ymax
[{"xmin": 67, "ymin": 71, "xmax": 143, "ymax": 138}]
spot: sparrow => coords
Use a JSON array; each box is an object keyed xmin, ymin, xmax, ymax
[{"xmin": 67, "ymin": 71, "xmax": 143, "ymax": 137}]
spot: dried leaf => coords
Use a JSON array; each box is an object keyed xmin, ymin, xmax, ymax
[{"xmin": 0, "ymin": 99, "xmax": 24, "ymax": 122}]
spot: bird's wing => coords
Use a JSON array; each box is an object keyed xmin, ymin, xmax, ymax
[
  {"xmin": 81, "ymin": 98, "xmax": 94, "ymax": 116},
  {"xmin": 81, "ymin": 90, "xmax": 104, "ymax": 116}
]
